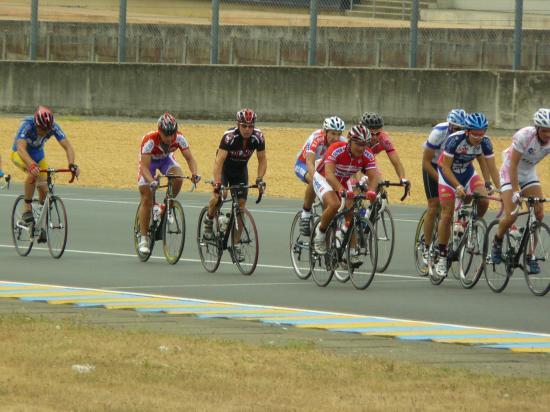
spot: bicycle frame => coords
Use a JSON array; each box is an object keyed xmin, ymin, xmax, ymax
[{"xmin": 367, "ymin": 180, "xmax": 409, "ymax": 226}]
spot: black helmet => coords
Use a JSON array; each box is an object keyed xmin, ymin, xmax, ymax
[{"xmin": 361, "ymin": 112, "xmax": 384, "ymax": 129}]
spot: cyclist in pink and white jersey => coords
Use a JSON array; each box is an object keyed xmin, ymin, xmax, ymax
[
  {"xmin": 360, "ymin": 112, "xmax": 409, "ymax": 188},
  {"xmin": 294, "ymin": 116, "xmax": 346, "ymax": 236},
  {"xmin": 492, "ymin": 108, "xmax": 550, "ymax": 273},
  {"xmin": 312, "ymin": 125, "xmax": 379, "ymax": 261}
]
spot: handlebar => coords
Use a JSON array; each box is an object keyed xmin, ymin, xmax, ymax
[
  {"xmin": 205, "ymin": 179, "xmax": 266, "ymax": 204},
  {"xmin": 512, "ymin": 197, "xmax": 549, "ymax": 216},
  {"xmin": 35, "ymin": 168, "xmax": 76, "ymax": 184},
  {"xmin": 376, "ymin": 180, "xmax": 410, "ymax": 202},
  {"xmin": 0, "ymin": 174, "xmax": 10, "ymax": 190},
  {"xmin": 155, "ymin": 174, "xmax": 196, "ymax": 192}
]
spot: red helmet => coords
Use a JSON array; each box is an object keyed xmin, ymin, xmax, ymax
[
  {"xmin": 348, "ymin": 124, "xmax": 371, "ymax": 143},
  {"xmin": 157, "ymin": 112, "xmax": 178, "ymax": 135},
  {"xmin": 34, "ymin": 106, "xmax": 54, "ymax": 130},
  {"xmin": 236, "ymin": 108, "xmax": 256, "ymax": 125}
]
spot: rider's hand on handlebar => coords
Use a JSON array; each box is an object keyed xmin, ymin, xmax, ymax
[
  {"xmin": 485, "ymin": 181, "xmax": 495, "ymax": 195},
  {"xmin": 366, "ymin": 190, "xmax": 377, "ymax": 202},
  {"xmin": 191, "ymin": 173, "xmax": 201, "ymax": 184},
  {"xmin": 213, "ymin": 181, "xmax": 222, "ymax": 194},
  {"xmin": 28, "ymin": 163, "xmax": 40, "ymax": 177},
  {"xmin": 400, "ymin": 178, "xmax": 410, "ymax": 187},
  {"xmin": 512, "ymin": 191, "xmax": 521, "ymax": 204},
  {"xmin": 456, "ymin": 185, "xmax": 466, "ymax": 199},
  {"xmin": 149, "ymin": 180, "xmax": 159, "ymax": 190},
  {"xmin": 69, "ymin": 163, "xmax": 80, "ymax": 178},
  {"xmin": 339, "ymin": 189, "xmax": 354, "ymax": 200}
]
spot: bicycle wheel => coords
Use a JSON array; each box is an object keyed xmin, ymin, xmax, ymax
[
  {"xmin": 484, "ymin": 220, "xmax": 513, "ymax": 293},
  {"xmin": 231, "ymin": 208, "xmax": 259, "ymax": 276},
  {"xmin": 523, "ymin": 221, "xmax": 550, "ymax": 296},
  {"xmin": 373, "ymin": 207, "xmax": 395, "ymax": 273},
  {"xmin": 290, "ymin": 211, "xmax": 311, "ymax": 280},
  {"xmin": 133, "ymin": 202, "xmax": 154, "ymax": 262},
  {"xmin": 11, "ymin": 195, "xmax": 33, "ymax": 256},
  {"xmin": 46, "ymin": 196, "xmax": 68, "ymax": 259},
  {"xmin": 427, "ymin": 241, "xmax": 446, "ymax": 286},
  {"xmin": 458, "ymin": 219, "xmax": 486, "ymax": 289},
  {"xmin": 162, "ymin": 200, "xmax": 185, "ymax": 265},
  {"xmin": 347, "ymin": 219, "xmax": 378, "ymax": 290},
  {"xmin": 197, "ymin": 206, "xmax": 222, "ymax": 273},
  {"xmin": 309, "ymin": 219, "xmax": 335, "ymax": 287},
  {"xmin": 413, "ymin": 210, "xmax": 429, "ymax": 276}
]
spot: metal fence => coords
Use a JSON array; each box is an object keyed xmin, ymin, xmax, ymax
[{"xmin": 2, "ymin": 0, "xmax": 550, "ymax": 70}]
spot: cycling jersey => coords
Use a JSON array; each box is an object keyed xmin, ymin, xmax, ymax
[
  {"xmin": 317, "ymin": 141, "xmax": 377, "ymax": 185},
  {"xmin": 140, "ymin": 130, "xmax": 189, "ymax": 159},
  {"xmin": 219, "ymin": 127, "xmax": 265, "ymax": 176},
  {"xmin": 11, "ymin": 116, "xmax": 66, "ymax": 162},
  {"xmin": 439, "ymin": 131, "xmax": 494, "ymax": 178},
  {"xmin": 295, "ymin": 129, "xmax": 346, "ymax": 182},
  {"xmin": 367, "ymin": 131, "xmax": 395, "ymax": 156},
  {"xmin": 424, "ymin": 122, "xmax": 452, "ymax": 165}
]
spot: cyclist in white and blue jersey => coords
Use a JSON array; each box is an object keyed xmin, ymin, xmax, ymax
[
  {"xmin": 434, "ymin": 112, "xmax": 500, "ymax": 278},
  {"xmin": 420, "ymin": 109, "xmax": 467, "ymax": 263}
]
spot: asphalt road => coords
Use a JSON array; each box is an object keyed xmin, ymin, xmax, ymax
[{"xmin": 1, "ymin": 184, "xmax": 549, "ymax": 335}]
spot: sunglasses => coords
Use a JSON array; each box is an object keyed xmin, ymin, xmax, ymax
[{"xmin": 239, "ymin": 123, "xmax": 255, "ymax": 129}]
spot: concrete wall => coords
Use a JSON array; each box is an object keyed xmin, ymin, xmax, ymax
[
  {"xmin": 444, "ymin": 0, "xmax": 550, "ymax": 14},
  {"xmin": 0, "ymin": 61, "xmax": 547, "ymax": 129}
]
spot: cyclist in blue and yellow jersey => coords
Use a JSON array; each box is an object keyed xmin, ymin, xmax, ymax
[{"xmin": 11, "ymin": 106, "xmax": 80, "ymax": 232}]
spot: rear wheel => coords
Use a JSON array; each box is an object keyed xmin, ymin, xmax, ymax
[
  {"xmin": 11, "ymin": 195, "xmax": 34, "ymax": 257},
  {"xmin": 133, "ymin": 202, "xmax": 154, "ymax": 262},
  {"xmin": 523, "ymin": 221, "xmax": 550, "ymax": 296},
  {"xmin": 232, "ymin": 208, "xmax": 259, "ymax": 276},
  {"xmin": 290, "ymin": 211, "xmax": 311, "ymax": 280},
  {"xmin": 309, "ymin": 219, "xmax": 335, "ymax": 287},
  {"xmin": 46, "ymin": 196, "xmax": 68, "ymax": 259},
  {"xmin": 163, "ymin": 200, "xmax": 185, "ymax": 265},
  {"xmin": 347, "ymin": 219, "xmax": 378, "ymax": 290},
  {"xmin": 414, "ymin": 210, "xmax": 429, "ymax": 276},
  {"xmin": 484, "ymin": 220, "xmax": 513, "ymax": 293},
  {"xmin": 458, "ymin": 219, "xmax": 486, "ymax": 289},
  {"xmin": 373, "ymin": 207, "xmax": 395, "ymax": 273},
  {"xmin": 197, "ymin": 207, "xmax": 222, "ymax": 273}
]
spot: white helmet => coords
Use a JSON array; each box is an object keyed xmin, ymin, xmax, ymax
[
  {"xmin": 323, "ymin": 116, "xmax": 345, "ymax": 132},
  {"xmin": 533, "ymin": 108, "xmax": 550, "ymax": 128}
]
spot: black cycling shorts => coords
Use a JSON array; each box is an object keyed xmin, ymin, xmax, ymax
[
  {"xmin": 222, "ymin": 168, "xmax": 248, "ymax": 200},
  {"xmin": 422, "ymin": 164, "xmax": 439, "ymax": 200}
]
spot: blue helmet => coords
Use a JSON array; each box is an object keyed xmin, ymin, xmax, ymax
[
  {"xmin": 464, "ymin": 112, "xmax": 488, "ymax": 130},
  {"xmin": 446, "ymin": 109, "xmax": 467, "ymax": 128}
]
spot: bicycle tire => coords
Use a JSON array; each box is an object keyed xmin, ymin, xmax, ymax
[
  {"xmin": 162, "ymin": 200, "xmax": 186, "ymax": 265},
  {"xmin": 309, "ymin": 219, "xmax": 335, "ymax": 287},
  {"xmin": 232, "ymin": 208, "xmax": 259, "ymax": 276},
  {"xmin": 133, "ymin": 202, "xmax": 154, "ymax": 262},
  {"xmin": 11, "ymin": 195, "xmax": 33, "ymax": 257},
  {"xmin": 347, "ymin": 218, "xmax": 378, "ymax": 290},
  {"xmin": 46, "ymin": 196, "xmax": 68, "ymax": 259},
  {"xmin": 197, "ymin": 206, "xmax": 222, "ymax": 273},
  {"xmin": 458, "ymin": 218, "xmax": 486, "ymax": 289},
  {"xmin": 523, "ymin": 221, "xmax": 550, "ymax": 297},
  {"xmin": 373, "ymin": 207, "xmax": 395, "ymax": 273},
  {"xmin": 413, "ymin": 210, "xmax": 429, "ymax": 276},
  {"xmin": 427, "ymin": 242, "xmax": 445, "ymax": 286},
  {"xmin": 484, "ymin": 220, "xmax": 513, "ymax": 293},
  {"xmin": 290, "ymin": 211, "xmax": 312, "ymax": 280}
]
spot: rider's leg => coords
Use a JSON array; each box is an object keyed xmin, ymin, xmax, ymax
[
  {"xmin": 302, "ymin": 182, "xmax": 315, "ymax": 214},
  {"xmin": 469, "ymin": 175, "xmax": 489, "ymax": 217},
  {"xmin": 495, "ymin": 188, "xmax": 517, "ymax": 240},
  {"xmin": 138, "ymin": 185, "xmax": 153, "ymax": 237},
  {"xmin": 166, "ymin": 166, "xmax": 184, "ymax": 197},
  {"xmin": 424, "ymin": 198, "xmax": 439, "ymax": 246}
]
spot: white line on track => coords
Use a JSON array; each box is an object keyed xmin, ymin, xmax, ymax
[
  {"xmin": 0, "ymin": 193, "xmax": 419, "ymax": 222},
  {"xmin": 0, "ymin": 243, "xmax": 423, "ymax": 281}
]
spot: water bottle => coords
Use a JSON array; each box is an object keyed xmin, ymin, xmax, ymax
[
  {"xmin": 335, "ymin": 221, "xmax": 348, "ymax": 249},
  {"xmin": 152, "ymin": 203, "xmax": 162, "ymax": 222},
  {"xmin": 219, "ymin": 214, "xmax": 230, "ymax": 233}
]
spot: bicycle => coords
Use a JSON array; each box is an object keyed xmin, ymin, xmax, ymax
[
  {"xmin": 197, "ymin": 181, "xmax": 265, "ymax": 276},
  {"xmin": 413, "ymin": 207, "xmax": 439, "ymax": 277},
  {"xmin": 309, "ymin": 185, "xmax": 378, "ymax": 290},
  {"xmin": 484, "ymin": 197, "xmax": 549, "ymax": 296},
  {"xmin": 427, "ymin": 192, "xmax": 495, "ymax": 288},
  {"xmin": 11, "ymin": 168, "xmax": 75, "ymax": 259},
  {"xmin": 366, "ymin": 180, "xmax": 410, "ymax": 273},
  {"xmin": 289, "ymin": 198, "xmax": 322, "ymax": 280},
  {"xmin": 133, "ymin": 174, "xmax": 195, "ymax": 264},
  {"xmin": 0, "ymin": 174, "xmax": 11, "ymax": 190}
]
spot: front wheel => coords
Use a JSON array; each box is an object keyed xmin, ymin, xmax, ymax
[
  {"xmin": 133, "ymin": 202, "xmax": 154, "ymax": 262},
  {"xmin": 523, "ymin": 221, "xmax": 550, "ymax": 296},
  {"xmin": 347, "ymin": 219, "xmax": 378, "ymax": 290},
  {"xmin": 458, "ymin": 219, "xmax": 486, "ymax": 289},
  {"xmin": 309, "ymin": 219, "xmax": 335, "ymax": 287},
  {"xmin": 290, "ymin": 211, "xmax": 311, "ymax": 280},
  {"xmin": 11, "ymin": 195, "xmax": 34, "ymax": 257},
  {"xmin": 231, "ymin": 208, "xmax": 259, "ymax": 276},
  {"xmin": 373, "ymin": 207, "xmax": 395, "ymax": 273},
  {"xmin": 413, "ymin": 210, "xmax": 429, "ymax": 276},
  {"xmin": 483, "ymin": 220, "xmax": 513, "ymax": 293},
  {"xmin": 197, "ymin": 207, "xmax": 222, "ymax": 273},
  {"xmin": 46, "ymin": 196, "xmax": 68, "ymax": 259},
  {"xmin": 163, "ymin": 200, "xmax": 186, "ymax": 265}
]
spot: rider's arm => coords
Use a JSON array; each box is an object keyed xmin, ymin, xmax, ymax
[
  {"xmin": 422, "ymin": 147, "xmax": 438, "ymax": 181},
  {"xmin": 325, "ymin": 163, "xmax": 345, "ymax": 193},
  {"xmin": 181, "ymin": 148, "xmax": 198, "ymax": 176},
  {"xmin": 16, "ymin": 140, "xmax": 37, "ymax": 168},
  {"xmin": 482, "ymin": 154, "xmax": 500, "ymax": 190},
  {"xmin": 439, "ymin": 154, "xmax": 461, "ymax": 189},
  {"xmin": 213, "ymin": 149, "xmax": 228, "ymax": 184},
  {"xmin": 58, "ymin": 139, "xmax": 76, "ymax": 165},
  {"xmin": 305, "ymin": 152, "xmax": 316, "ymax": 184},
  {"xmin": 508, "ymin": 148, "xmax": 522, "ymax": 193},
  {"xmin": 365, "ymin": 167, "xmax": 378, "ymax": 193},
  {"xmin": 387, "ymin": 151, "xmax": 406, "ymax": 181},
  {"xmin": 256, "ymin": 149, "xmax": 267, "ymax": 181},
  {"xmin": 140, "ymin": 154, "xmax": 155, "ymax": 184}
]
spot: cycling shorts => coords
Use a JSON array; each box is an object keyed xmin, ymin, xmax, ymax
[
  {"xmin": 222, "ymin": 168, "xmax": 249, "ymax": 200},
  {"xmin": 11, "ymin": 151, "xmax": 48, "ymax": 177},
  {"xmin": 294, "ymin": 159, "xmax": 308, "ymax": 183},
  {"xmin": 422, "ymin": 163, "xmax": 438, "ymax": 200},
  {"xmin": 438, "ymin": 168, "xmax": 483, "ymax": 202},
  {"xmin": 138, "ymin": 154, "xmax": 180, "ymax": 186},
  {"xmin": 499, "ymin": 164, "xmax": 540, "ymax": 193}
]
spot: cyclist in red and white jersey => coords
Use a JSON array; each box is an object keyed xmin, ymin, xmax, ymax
[
  {"xmin": 294, "ymin": 116, "xmax": 346, "ymax": 236},
  {"xmin": 360, "ymin": 112, "xmax": 409, "ymax": 187},
  {"xmin": 137, "ymin": 113, "xmax": 200, "ymax": 254},
  {"xmin": 492, "ymin": 108, "xmax": 550, "ymax": 274},
  {"xmin": 312, "ymin": 125, "xmax": 378, "ymax": 261}
]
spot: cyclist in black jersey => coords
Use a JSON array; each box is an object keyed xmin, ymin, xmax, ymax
[{"xmin": 203, "ymin": 109, "xmax": 267, "ymax": 255}]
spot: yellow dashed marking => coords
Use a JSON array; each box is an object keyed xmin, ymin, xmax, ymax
[{"xmin": 296, "ymin": 321, "xmax": 432, "ymax": 329}]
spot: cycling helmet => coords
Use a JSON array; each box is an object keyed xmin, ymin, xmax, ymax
[
  {"xmin": 236, "ymin": 108, "xmax": 256, "ymax": 125},
  {"xmin": 533, "ymin": 108, "xmax": 550, "ymax": 128},
  {"xmin": 157, "ymin": 112, "xmax": 178, "ymax": 135},
  {"xmin": 323, "ymin": 116, "xmax": 345, "ymax": 132},
  {"xmin": 360, "ymin": 112, "xmax": 384, "ymax": 129},
  {"xmin": 348, "ymin": 124, "xmax": 371, "ymax": 143},
  {"xmin": 34, "ymin": 106, "xmax": 54, "ymax": 130},
  {"xmin": 464, "ymin": 112, "xmax": 488, "ymax": 130},
  {"xmin": 446, "ymin": 109, "xmax": 467, "ymax": 128}
]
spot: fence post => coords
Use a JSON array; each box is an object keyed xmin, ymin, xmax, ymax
[
  {"xmin": 135, "ymin": 35, "xmax": 140, "ymax": 63},
  {"xmin": 308, "ymin": 0, "xmax": 318, "ymax": 66},
  {"xmin": 513, "ymin": 0, "xmax": 523, "ymax": 70},
  {"xmin": 532, "ymin": 40, "xmax": 539, "ymax": 71},
  {"xmin": 46, "ymin": 33, "xmax": 50, "ymax": 61},
  {"xmin": 2, "ymin": 31, "xmax": 6, "ymax": 60},
  {"xmin": 30, "ymin": 0, "xmax": 38, "ymax": 60},
  {"xmin": 479, "ymin": 40, "xmax": 485, "ymax": 69},
  {"xmin": 426, "ymin": 39, "xmax": 432, "ymax": 68},
  {"xmin": 90, "ymin": 34, "xmax": 95, "ymax": 62},
  {"xmin": 118, "ymin": 0, "xmax": 127, "ymax": 62},
  {"xmin": 325, "ymin": 40, "xmax": 330, "ymax": 66},
  {"xmin": 211, "ymin": 0, "xmax": 219, "ymax": 64},
  {"xmin": 276, "ymin": 38, "xmax": 282, "ymax": 66},
  {"xmin": 182, "ymin": 39, "xmax": 187, "ymax": 64},
  {"xmin": 376, "ymin": 39, "xmax": 381, "ymax": 67},
  {"xmin": 409, "ymin": 0, "xmax": 419, "ymax": 68}
]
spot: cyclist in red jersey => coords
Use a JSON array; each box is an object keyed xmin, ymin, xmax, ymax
[
  {"xmin": 361, "ymin": 112, "xmax": 410, "ymax": 188},
  {"xmin": 137, "ymin": 113, "xmax": 201, "ymax": 254},
  {"xmin": 312, "ymin": 125, "xmax": 378, "ymax": 260}
]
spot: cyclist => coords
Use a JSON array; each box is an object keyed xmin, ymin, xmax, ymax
[
  {"xmin": 294, "ymin": 116, "xmax": 346, "ymax": 236},
  {"xmin": 434, "ymin": 112, "xmax": 500, "ymax": 278},
  {"xmin": 203, "ymin": 108, "xmax": 267, "ymax": 260},
  {"xmin": 11, "ymin": 106, "xmax": 79, "ymax": 242},
  {"xmin": 312, "ymin": 124, "xmax": 378, "ymax": 264},
  {"xmin": 137, "ymin": 112, "xmax": 201, "ymax": 254},
  {"xmin": 360, "ymin": 112, "xmax": 410, "ymax": 187},
  {"xmin": 491, "ymin": 108, "xmax": 550, "ymax": 274},
  {"xmin": 0, "ymin": 154, "xmax": 4, "ymax": 178},
  {"xmin": 421, "ymin": 109, "xmax": 467, "ymax": 263}
]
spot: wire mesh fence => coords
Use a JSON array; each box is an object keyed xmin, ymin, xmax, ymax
[{"xmin": 1, "ymin": 0, "xmax": 550, "ymax": 70}]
